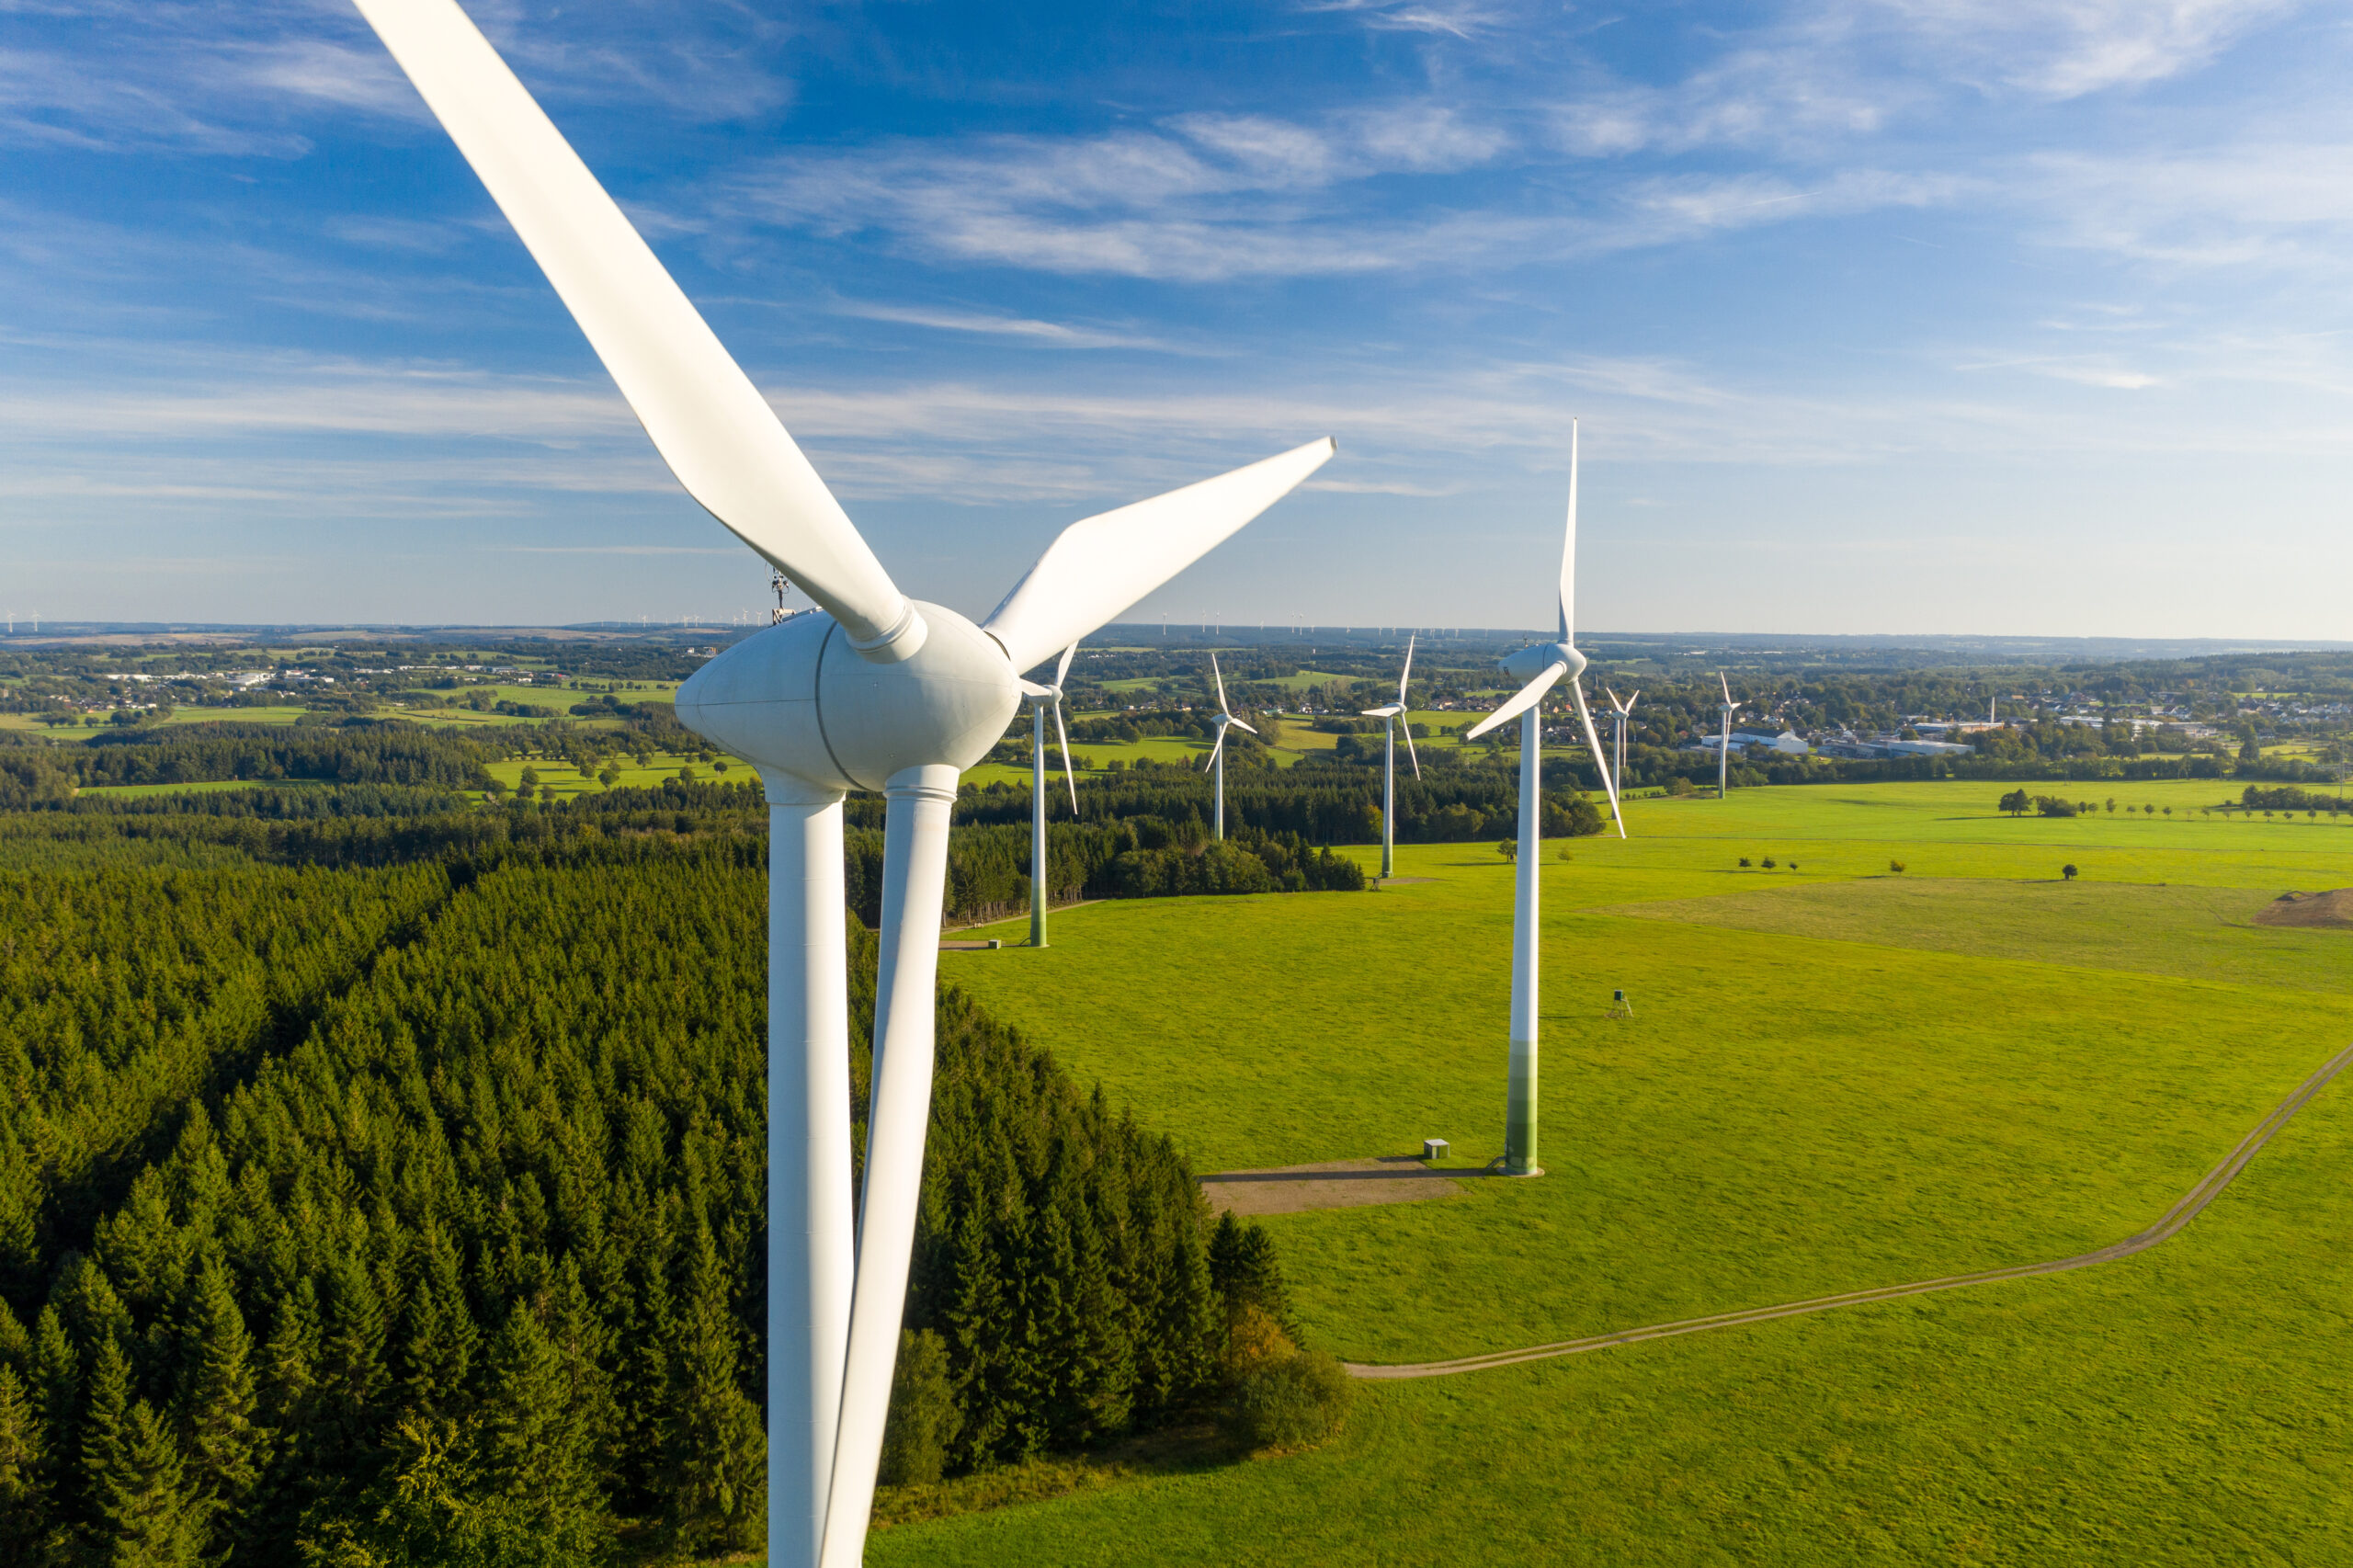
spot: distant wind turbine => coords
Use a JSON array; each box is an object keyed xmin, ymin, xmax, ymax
[
  {"xmin": 1202, "ymin": 651, "xmax": 1256, "ymax": 840},
  {"xmin": 1019, "ymin": 642, "xmax": 1080, "ymax": 948},
  {"xmin": 1715, "ymin": 673, "xmax": 1741, "ymax": 800},
  {"xmin": 1359, "ymin": 633, "xmax": 1420, "ymax": 879},
  {"xmin": 1463, "ymin": 420, "xmax": 1623, "ymax": 1178},
  {"xmin": 1604, "ymin": 686, "xmax": 1639, "ymax": 796}
]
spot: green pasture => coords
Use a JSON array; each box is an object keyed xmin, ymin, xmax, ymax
[
  {"xmin": 482, "ymin": 749, "xmax": 747, "ymax": 800},
  {"xmin": 74, "ymin": 778, "xmax": 318, "ymax": 799},
  {"xmin": 964, "ymin": 730, "xmax": 1314, "ymax": 790},
  {"xmin": 875, "ymin": 777, "xmax": 2353, "ymax": 1565}
]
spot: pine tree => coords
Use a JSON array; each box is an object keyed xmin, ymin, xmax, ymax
[
  {"xmin": 0, "ymin": 1363, "xmax": 51, "ymax": 1562},
  {"xmin": 85, "ymin": 1336, "xmax": 208, "ymax": 1567},
  {"xmin": 547, "ymin": 1258, "xmax": 619, "ymax": 1492},
  {"xmin": 0, "ymin": 1293, "xmax": 29, "ymax": 1370},
  {"xmin": 396, "ymin": 1224, "xmax": 477, "ymax": 1418},
  {"xmin": 256, "ymin": 1276, "xmax": 323, "ymax": 1546},
  {"xmin": 939, "ymin": 1196, "xmax": 1006, "ymax": 1466},
  {"xmin": 177, "ymin": 1257, "xmax": 265, "ymax": 1534},
  {"xmin": 1209, "ymin": 1210, "xmax": 1292, "ymax": 1332},
  {"xmin": 30, "ymin": 1304, "xmax": 79, "ymax": 1519},
  {"xmin": 322, "ymin": 1239, "xmax": 389, "ymax": 1450},
  {"xmin": 482, "ymin": 1299, "xmax": 608, "ymax": 1556},
  {"xmin": 662, "ymin": 1226, "xmax": 764, "ymax": 1557}
]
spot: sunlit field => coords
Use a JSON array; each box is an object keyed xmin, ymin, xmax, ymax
[{"xmin": 856, "ymin": 778, "xmax": 2353, "ymax": 1566}]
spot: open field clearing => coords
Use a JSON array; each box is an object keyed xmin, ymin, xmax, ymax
[
  {"xmin": 74, "ymin": 777, "xmax": 321, "ymax": 799},
  {"xmin": 482, "ymin": 749, "xmax": 744, "ymax": 798},
  {"xmin": 877, "ymin": 778, "xmax": 2353, "ymax": 1565}
]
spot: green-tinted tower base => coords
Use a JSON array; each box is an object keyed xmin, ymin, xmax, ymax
[{"xmin": 1504, "ymin": 1035, "xmax": 1540, "ymax": 1176}]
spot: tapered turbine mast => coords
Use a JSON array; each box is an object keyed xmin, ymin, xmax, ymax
[
  {"xmin": 1021, "ymin": 642, "xmax": 1079, "ymax": 948},
  {"xmin": 1360, "ymin": 634, "xmax": 1420, "ymax": 879},
  {"xmin": 1604, "ymin": 686, "xmax": 1640, "ymax": 794},
  {"xmin": 346, "ymin": 7, "xmax": 1335, "ymax": 1565},
  {"xmin": 1202, "ymin": 651, "xmax": 1256, "ymax": 840},
  {"xmin": 1716, "ymin": 673, "xmax": 1742, "ymax": 800},
  {"xmin": 1462, "ymin": 420, "xmax": 1623, "ymax": 1178}
]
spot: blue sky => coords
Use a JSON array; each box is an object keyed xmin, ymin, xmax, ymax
[{"xmin": 4, "ymin": 0, "xmax": 2350, "ymax": 638}]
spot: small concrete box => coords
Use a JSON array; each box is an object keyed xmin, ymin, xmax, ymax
[{"xmin": 1422, "ymin": 1138, "xmax": 1449, "ymax": 1163}]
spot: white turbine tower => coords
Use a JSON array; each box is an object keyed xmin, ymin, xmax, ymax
[
  {"xmin": 1603, "ymin": 686, "xmax": 1640, "ymax": 798},
  {"xmin": 1715, "ymin": 673, "xmax": 1742, "ymax": 800},
  {"xmin": 1360, "ymin": 634, "xmax": 1420, "ymax": 879},
  {"xmin": 1022, "ymin": 642, "xmax": 1079, "ymax": 949},
  {"xmin": 1462, "ymin": 421, "xmax": 1623, "ymax": 1178},
  {"xmin": 1202, "ymin": 651, "xmax": 1256, "ymax": 840},
  {"xmin": 345, "ymin": 7, "xmax": 1335, "ymax": 1566}
]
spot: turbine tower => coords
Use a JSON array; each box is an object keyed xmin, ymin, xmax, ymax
[
  {"xmin": 1359, "ymin": 634, "xmax": 1420, "ymax": 879},
  {"xmin": 1603, "ymin": 686, "xmax": 1639, "ymax": 797},
  {"xmin": 1462, "ymin": 420, "xmax": 1623, "ymax": 1178},
  {"xmin": 1202, "ymin": 651, "xmax": 1256, "ymax": 839},
  {"xmin": 1715, "ymin": 673, "xmax": 1742, "ymax": 800},
  {"xmin": 345, "ymin": 7, "xmax": 1334, "ymax": 1566},
  {"xmin": 1022, "ymin": 642, "xmax": 1079, "ymax": 949}
]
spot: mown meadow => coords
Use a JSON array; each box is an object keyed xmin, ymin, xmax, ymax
[{"xmin": 870, "ymin": 779, "xmax": 2353, "ymax": 1565}]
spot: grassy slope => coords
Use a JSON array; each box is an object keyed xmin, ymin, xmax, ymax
[{"xmin": 875, "ymin": 779, "xmax": 2353, "ymax": 1566}]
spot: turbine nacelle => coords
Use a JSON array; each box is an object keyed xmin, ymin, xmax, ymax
[
  {"xmin": 677, "ymin": 603, "xmax": 1020, "ymax": 793},
  {"xmin": 1500, "ymin": 641, "xmax": 1585, "ymax": 684}
]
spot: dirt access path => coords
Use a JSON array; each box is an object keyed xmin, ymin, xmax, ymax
[
  {"xmin": 1349, "ymin": 1039, "xmax": 2353, "ymax": 1381},
  {"xmin": 1200, "ymin": 1156, "xmax": 1478, "ymax": 1217}
]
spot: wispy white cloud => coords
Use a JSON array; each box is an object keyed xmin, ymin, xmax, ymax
[
  {"xmin": 1862, "ymin": 0, "xmax": 2306, "ymax": 98},
  {"xmin": 827, "ymin": 301, "xmax": 1187, "ymax": 352},
  {"xmin": 728, "ymin": 104, "xmax": 1954, "ymax": 281},
  {"xmin": 2019, "ymin": 142, "xmax": 2353, "ymax": 271},
  {"xmin": 1299, "ymin": 0, "xmax": 1511, "ymax": 40}
]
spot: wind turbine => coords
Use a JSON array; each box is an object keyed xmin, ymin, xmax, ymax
[
  {"xmin": 1022, "ymin": 642, "xmax": 1079, "ymax": 949},
  {"xmin": 1360, "ymin": 634, "xmax": 1420, "ymax": 879},
  {"xmin": 1603, "ymin": 686, "xmax": 1639, "ymax": 796},
  {"xmin": 1201, "ymin": 651, "xmax": 1256, "ymax": 840},
  {"xmin": 1462, "ymin": 420, "xmax": 1622, "ymax": 1178},
  {"xmin": 1715, "ymin": 673, "xmax": 1741, "ymax": 800},
  {"xmin": 345, "ymin": 6, "xmax": 1334, "ymax": 1566}
]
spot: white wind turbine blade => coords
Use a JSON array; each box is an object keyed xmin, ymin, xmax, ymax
[
  {"xmin": 1018, "ymin": 680, "xmax": 1054, "ymax": 699},
  {"xmin": 1627, "ymin": 688, "xmax": 1640, "ymax": 714},
  {"xmin": 1465, "ymin": 662, "xmax": 1566, "ymax": 742},
  {"xmin": 1571, "ymin": 679, "xmax": 1625, "ymax": 839},
  {"xmin": 1211, "ymin": 650, "xmax": 1232, "ymax": 717},
  {"xmin": 1721, "ymin": 671, "xmax": 1734, "ymax": 709},
  {"xmin": 1400, "ymin": 713, "xmax": 1421, "ymax": 779},
  {"xmin": 1557, "ymin": 419, "xmax": 1578, "ymax": 643},
  {"xmin": 1053, "ymin": 641, "xmax": 1079, "ymax": 690},
  {"xmin": 820, "ymin": 767, "xmax": 954, "ymax": 1568},
  {"xmin": 1398, "ymin": 631, "xmax": 1415, "ymax": 706},
  {"xmin": 1229, "ymin": 715, "xmax": 1259, "ymax": 735},
  {"xmin": 1360, "ymin": 703, "xmax": 1404, "ymax": 718},
  {"xmin": 352, "ymin": 0, "xmax": 917, "ymax": 656},
  {"xmin": 1052, "ymin": 699, "xmax": 1077, "ymax": 813},
  {"xmin": 1202, "ymin": 725, "xmax": 1228, "ymax": 771},
  {"xmin": 983, "ymin": 438, "xmax": 1336, "ymax": 672}
]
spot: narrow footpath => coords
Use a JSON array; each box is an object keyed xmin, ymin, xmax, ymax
[{"xmin": 1350, "ymin": 1039, "xmax": 2353, "ymax": 1381}]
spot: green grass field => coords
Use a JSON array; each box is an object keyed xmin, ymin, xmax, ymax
[
  {"xmin": 74, "ymin": 778, "xmax": 322, "ymax": 799},
  {"xmin": 483, "ymin": 749, "xmax": 745, "ymax": 799},
  {"xmin": 858, "ymin": 778, "xmax": 2353, "ymax": 1565}
]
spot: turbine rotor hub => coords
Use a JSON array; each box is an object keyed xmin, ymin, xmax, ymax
[{"xmin": 676, "ymin": 600, "xmax": 1020, "ymax": 794}]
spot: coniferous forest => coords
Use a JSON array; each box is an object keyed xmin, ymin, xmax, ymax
[{"xmin": 0, "ymin": 786, "xmax": 1299, "ymax": 1565}]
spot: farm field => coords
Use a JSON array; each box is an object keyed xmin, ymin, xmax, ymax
[
  {"xmin": 481, "ymin": 748, "xmax": 745, "ymax": 799},
  {"xmin": 870, "ymin": 778, "xmax": 2353, "ymax": 1566},
  {"xmin": 74, "ymin": 777, "xmax": 320, "ymax": 798}
]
